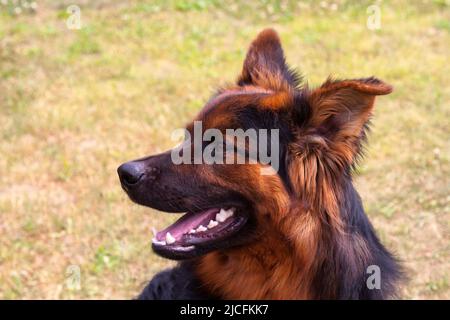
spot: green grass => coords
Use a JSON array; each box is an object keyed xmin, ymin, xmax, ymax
[{"xmin": 0, "ymin": 0, "xmax": 449, "ymax": 299}]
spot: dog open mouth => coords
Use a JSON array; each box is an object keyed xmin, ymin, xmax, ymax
[{"xmin": 151, "ymin": 207, "xmax": 248, "ymax": 259}]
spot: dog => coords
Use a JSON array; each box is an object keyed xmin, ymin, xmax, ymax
[{"xmin": 118, "ymin": 29, "xmax": 403, "ymax": 299}]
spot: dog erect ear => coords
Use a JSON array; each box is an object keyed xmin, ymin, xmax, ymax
[
  {"xmin": 238, "ymin": 28, "xmax": 300, "ymax": 91},
  {"xmin": 304, "ymin": 77, "xmax": 392, "ymax": 165},
  {"xmin": 288, "ymin": 77, "xmax": 391, "ymax": 230}
]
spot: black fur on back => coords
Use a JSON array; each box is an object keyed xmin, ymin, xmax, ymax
[
  {"xmin": 310, "ymin": 178, "xmax": 404, "ymax": 299},
  {"xmin": 137, "ymin": 262, "xmax": 214, "ymax": 300}
]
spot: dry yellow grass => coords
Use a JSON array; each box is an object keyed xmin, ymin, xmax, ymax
[{"xmin": 0, "ymin": 0, "xmax": 448, "ymax": 299}]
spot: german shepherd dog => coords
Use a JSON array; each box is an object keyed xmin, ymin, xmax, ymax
[{"xmin": 118, "ymin": 29, "xmax": 402, "ymax": 299}]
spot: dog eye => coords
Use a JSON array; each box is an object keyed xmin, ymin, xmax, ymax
[
  {"xmin": 205, "ymin": 136, "xmax": 216, "ymax": 154},
  {"xmin": 203, "ymin": 136, "xmax": 226, "ymax": 159}
]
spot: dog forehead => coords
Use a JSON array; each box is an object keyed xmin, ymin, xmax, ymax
[
  {"xmin": 190, "ymin": 87, "xmax": 274, "ymax": 130},
  {"xmin": 205, "ymin": 87, "xmax": 272, "ymax": 113}
]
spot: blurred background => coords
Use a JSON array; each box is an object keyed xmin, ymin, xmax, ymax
[{"xmin": 0, "ymin": 0, "xmax": 448, "ymax": 299}]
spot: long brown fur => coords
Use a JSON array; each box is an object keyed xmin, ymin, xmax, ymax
[
  {"xmin": 192, "ymin": 29, "xmax": 400, "ymax": 299},
  {"xmin": 123, "ymin": 28, "xmax": 403, "ymax": 300}
]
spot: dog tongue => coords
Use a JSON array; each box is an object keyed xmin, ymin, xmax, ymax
[{"xmin": 156, "ymin": 208, "xmax": 220, "ymax": 241}]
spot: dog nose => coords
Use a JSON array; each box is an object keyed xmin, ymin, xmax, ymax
[{"xmin": 117, "ymin": 161, "xmax": 144, "ymax": 186}]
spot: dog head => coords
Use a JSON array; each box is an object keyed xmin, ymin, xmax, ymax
[{"xmin": 118, "ymin": 29, "xmax": 392, "ymax": 260}]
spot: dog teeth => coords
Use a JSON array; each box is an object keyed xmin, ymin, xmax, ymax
[
  {"xmin": 216, "ymin": 208, "xmax": 234, "ymax": 222},
  {"xmin": 152, "ymin": 238, "xmax": 166, "ymax": 246},
  {"xmin": 207, "ymin": 220, "xmax": 219, "ymax": 229},
  {"xmin": 186, "ymin": 208, "xmax": 236, "ymax": 235},
  {"xmin": 151, "ymin": 227, "xmax": 157, "ymax": 237},
  {"xmin": 196, "ymin": 225, "xmax": 207, "ymax": 232},
  {"xmin": 165, "ymin": 232, "xmax": 176, "ymax": 244}
]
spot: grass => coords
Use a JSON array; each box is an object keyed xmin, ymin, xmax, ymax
[{"xmin": 0, "ymin": 0, "xmax": 449, "ymax": 299}]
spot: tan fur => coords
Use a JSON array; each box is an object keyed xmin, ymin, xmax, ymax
[{"xmin": 190, "ymin": 31, "xmax": 393, "ymax": 299}]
